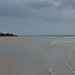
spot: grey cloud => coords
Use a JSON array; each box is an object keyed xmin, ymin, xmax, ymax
[
  {"xmin": 0, "ymin": 0, "xmax": 31, "ymax": 17},
  {"xmin": 27, "ymin": 1, "xmax": 52, "ymax": 9},
  {"xmin": 58, "ymin": 0, "xmax": 75, "ymax": 9},
  {"xmin": 0, "ymin": 0, "xmax": 53, "ymax": 18},
  {"xmin": 0, "ymin": 0, "xmax": 75, "ymax": 22}
]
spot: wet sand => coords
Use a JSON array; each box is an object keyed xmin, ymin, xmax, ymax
[{"xmin": 0, "ymin": 37, "xmax": 75, "ymax": 75}]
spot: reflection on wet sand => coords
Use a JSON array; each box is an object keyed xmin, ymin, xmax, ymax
[
  {"xmin": 0, "ymin": 53, "xmax": 35, "ymax": 75},
  {"xmin": 0, "ymin": 37, "xmax": 50, "ymax": 75}
]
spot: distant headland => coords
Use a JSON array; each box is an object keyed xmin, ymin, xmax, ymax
[{"xmin": 0, "ymin": 33, "xmax": 18, "ymax": 36}]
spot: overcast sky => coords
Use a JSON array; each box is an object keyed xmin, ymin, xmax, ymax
[{"xmin": 0, "ymin": 0, "xmax": 75, "ymax": 35}]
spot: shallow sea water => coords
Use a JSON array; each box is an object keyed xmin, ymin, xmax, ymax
[{"xmin": 0, "ymin": 36, "xmax": 75, "ymax": 75}]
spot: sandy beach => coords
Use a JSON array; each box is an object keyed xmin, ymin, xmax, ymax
[{"xmin": 0, "ymin": 36, "xmax": 75, "ymax": 75}]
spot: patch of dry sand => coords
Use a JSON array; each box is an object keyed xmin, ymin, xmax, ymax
[
  {"xmin": 0, "ymin": 37, "xmax": 36, "ymax": 48},
  {"xmin": 0, "ymin": 37, "xmax": 19, "ymax": 41}
]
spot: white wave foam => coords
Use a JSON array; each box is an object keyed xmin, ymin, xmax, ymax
[
  {"xmin": 50, "ymin": 40, "xmax": 73, "ymax": 45},
  {"xmin": 65, "ymin": 37, "xmax": 75, "ymax": 39},
  {"xmin": 49, "ymin": 40, "xmax": 57, "ymax": 45}
]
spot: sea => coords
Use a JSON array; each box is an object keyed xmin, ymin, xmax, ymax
[{"xmin": 0, "ymin": 35, "xmax": 75, "ymax": 75}]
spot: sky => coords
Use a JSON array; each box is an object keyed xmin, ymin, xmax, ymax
[{"xmin": 0, "ymin": 0, "xmax": 75, "ymax": 35}]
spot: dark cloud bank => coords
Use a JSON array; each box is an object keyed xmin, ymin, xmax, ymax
[{"xmin": 0, "ymin": 0, "xmax": 75, "ymax": 22}]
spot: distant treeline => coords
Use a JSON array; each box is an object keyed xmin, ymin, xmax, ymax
[{"xmin": 0, "ymin": 33, "xmax": 18, "ymax": 36}]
